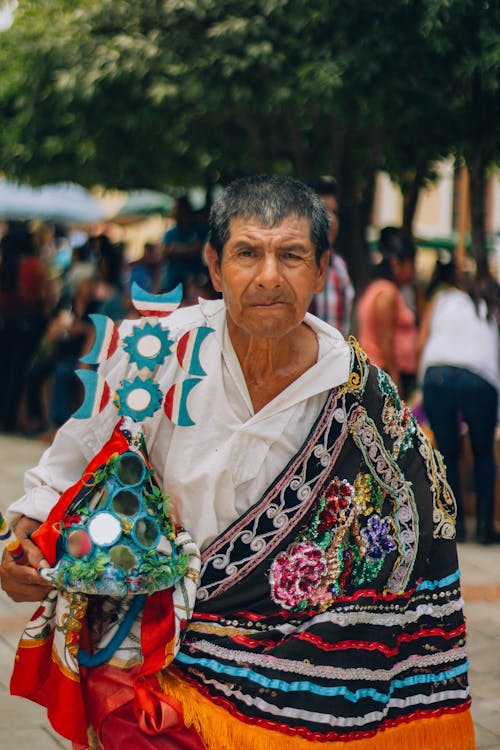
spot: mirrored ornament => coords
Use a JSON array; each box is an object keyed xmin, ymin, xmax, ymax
[
  {"xmin": 112, "ymin": 489, "xmax": 140, "ymax": 517},
  {"xmin": 134, "ymin": 516, "xmax": 160, "ymax": 549},
  {"xmin": 67, "ymin": 529, "xmax": 92, "ymax": 559},
  {"xmin": 115, "ymin": 452, "xmax": 146, "ymax": 487},
  {"xmin": 88, "ymin": 512, "xmax": 122, "ymax": 547},
  {"xmin": 109, "ymin": 544, "xmax": 138, "ymax": 573}
]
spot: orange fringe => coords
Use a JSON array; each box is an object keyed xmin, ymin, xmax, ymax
[{"xmin": 158, "ymin": 671, "xmax": 475, "ymax": 750}]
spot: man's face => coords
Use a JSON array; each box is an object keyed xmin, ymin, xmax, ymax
[
  {"xmin": 320, "ymin": 193, "xmax": 339, "ymax": 246},
  {"xmin": 205, "ymin": 215, "xmax": 327, "ymax": 342}
]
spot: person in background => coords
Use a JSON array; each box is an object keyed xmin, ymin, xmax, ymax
[
  {"xmin": 129, "ymin": 241, "xmax": 162, "ymax": 293},
  {"xmin": 356, "ymin": 228, "xmax": 418, "ymax": 399},
  {"xmin": 0, "ymin": 223, "xmax": 49, "ymax": 432},
  {"xmin": 161, "ymin": 196, "xmax": 207, "ymax": 296},
  {"xmin": 309, "ymin": 177, "xmax": 354, "ymax": 337},
  {"xmin": 418, "ymin": 255, "xmax": 500, "ymax": 543},
  {"xmin": 24, "ymin": 263, "xmax": 100, "ymax": 437},
  {"xmin": 93, "ymin": 235, "xmax": 127, "ymax": 321}
]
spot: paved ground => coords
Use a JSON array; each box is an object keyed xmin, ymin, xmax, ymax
[{"xmin": 1, "ymin": 433, "xmax": 500, "ymax": 749}]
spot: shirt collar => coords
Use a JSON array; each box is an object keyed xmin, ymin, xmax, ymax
[{"xmin": 198, "ymin": 298, "xmax": 350, "ymax": 417}]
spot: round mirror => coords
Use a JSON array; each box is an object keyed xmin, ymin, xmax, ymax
[
  {"xmin": 67, "ymin": 529, "xmax": 92, "ymax": 559},
  {"xmin": 88, "ymin": 486, "xmax": 110, "ymax": 512},
  {"xmin": 88, "ymin": 512, "xmax": 122, "ymax": 547},
  {"xmin": 126, "ymin": 387, "xmax": 151, "ymax": 413},
  {"xmin": 112, "ymin": 489, "xmax": 140, "ymax": 517},
  {"xmin": 134, "ymin": 516, "xmax": 160, "ymax": 549},
  {"xmin": 136, "ymin": 334, "xmax": 162, "ymax": 359},
  {"xmin": 115, "ymin": 452, "xmax": 146, "ymax": 487},
  {"xmin": 109, "ymin": 545, "xmax": 138, "ymax": 573}
]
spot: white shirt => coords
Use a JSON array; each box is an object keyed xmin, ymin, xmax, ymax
[
  {"xmin": 7, "ymin": 299, "xmax": 350, "ymax": 550},
  {"xmin": 419, "ymin": 287, "xmax": 500, "ymax": 393}
]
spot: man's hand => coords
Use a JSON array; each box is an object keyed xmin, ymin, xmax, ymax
[{"xmin": 0, "ymin": 517, "xmax": 53, "ymax": 602}]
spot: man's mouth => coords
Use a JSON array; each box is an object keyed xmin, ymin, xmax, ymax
[{"xmin": 249, "ymin": 299, "xmax": 288, "ymax": 307}]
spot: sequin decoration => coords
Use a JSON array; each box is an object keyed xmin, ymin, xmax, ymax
[
  {"xmin": 361, "ymin": 514, "xmax": 397, "ymax": 562},
  {"xmin": 378, "ymin": 369, "xmax": 417, "ymax": 459},
  {"xmin": 269, "ymin": 541, "xmax": 327, "ymax": 610},
  {"xmin": 269, "ymin": 473, "xmax": 397, "ymax": 613}
]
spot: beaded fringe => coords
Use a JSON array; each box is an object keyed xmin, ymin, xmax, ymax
[{"xmin": 158, "ymin": 672, "xmax": 475, "ymax": 750}]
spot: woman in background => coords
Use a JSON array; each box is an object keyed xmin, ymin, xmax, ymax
[
  {"xmin": 356, "ymin": 228, "xmax": 418, "ymax": 399},
  {"xmin": 418, "ymin": 256, "xmax": 500, "ymax": 543}
]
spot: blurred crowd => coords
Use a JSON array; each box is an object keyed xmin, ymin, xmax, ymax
[
  {"xmin": 0, "ymin": 195, "xmax": 218, "ymax": 440},
  {"xmin": 308, "ymin": 176, "xmax": 500, "ymax": 545},
  {"xmin": 1, "ymin": 181, "xmax": 499, "ymax": 543}
]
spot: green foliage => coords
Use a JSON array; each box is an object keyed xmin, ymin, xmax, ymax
[
  {"xmin": 55, "ymin": 551, "xmax": 110, "ymax": 586},
  {"xmin": 1, "ymin": 1, "xmax": 499, "ymax": 275}
]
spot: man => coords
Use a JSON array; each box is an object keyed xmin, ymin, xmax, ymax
[
  {"xmin": 309, "ymin": 176, "xmax": 354, "ymax": 337},
  {"xmin": 161, "ymin": 195, "xmax": 207, "ymax": 297},
  {"xmin": 0, "ymin": 176, "xmax": 473, "ymax": 749}
]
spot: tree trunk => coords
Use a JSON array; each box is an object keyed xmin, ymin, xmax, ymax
[
  {"xmin": 466, "ymin": 68, "xmax": 489, "ymax": 276},
  {"xmin": 401, "ymin": 162, "xmax": 427, "ymax": 239},
  {"xmin": 333, "ymin": 120, "xmax": 377, "ymax": 291},
  {"xmin": 467, "ymin": 150, "xmax": 488, "ymax": 275},
  {"xmin": 336, "ymin": 155, "xmax": 375, "ymax": 291}
]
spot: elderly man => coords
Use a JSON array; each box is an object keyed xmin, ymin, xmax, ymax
[{"xmin": 1, "ymin": 176, "xmax": 473, "ymax": 750}]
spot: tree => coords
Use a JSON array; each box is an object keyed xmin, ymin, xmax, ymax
[
  {"xmin": 1, "ymin": 1, "xmax": 499, "ymax": 284},
  {"xmin": 422, "ymin": 0, "xmax": 500, "ymax": 273}
]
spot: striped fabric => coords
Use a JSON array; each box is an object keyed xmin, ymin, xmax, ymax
[
  {"xmin": 312, "ymin": 252, "xmax": 355, "ymax": 337},
  {"xmin": 166, "ymin": 340, "xmax": 474, "ymax": 749}
]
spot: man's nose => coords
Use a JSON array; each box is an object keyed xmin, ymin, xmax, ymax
[{"xmin": 256, "ymin": 253, "xmax": 282, "ymax": 287}]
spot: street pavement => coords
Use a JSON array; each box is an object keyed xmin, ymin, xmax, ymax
[{"xmin": 1, "ymin": 433, "xmax": 500, "ymax": 749}]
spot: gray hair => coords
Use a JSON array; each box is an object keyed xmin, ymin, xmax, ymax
[{"xmin": 208, "ymin": 175, "xmax": 330, "ymax": 263}]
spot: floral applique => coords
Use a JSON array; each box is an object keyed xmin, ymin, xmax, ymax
[
  {"xmin": 378, "ymin": 369, "xmax": 416, "ymax": 459},
  {"xmin": 361, "ymin": 514, "xmax": 397, "ymax": 562},
  {"xmin": 269, "ymin": 474, "xmax": 396, "ymax": 613}
]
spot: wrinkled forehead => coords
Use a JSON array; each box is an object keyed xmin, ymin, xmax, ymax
[{"xmin": 226, "ymin": 212, "xmax": 314, "ymax": 241}]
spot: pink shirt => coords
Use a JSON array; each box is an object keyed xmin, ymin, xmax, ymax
[{"xmin": 357, "ymin": 279, "xmax": 417, "ymax": 375}]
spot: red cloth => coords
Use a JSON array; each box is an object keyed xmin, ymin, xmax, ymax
[{"xmin": 101, "ymin": 701, "xmax": 205, "ymax": 750}]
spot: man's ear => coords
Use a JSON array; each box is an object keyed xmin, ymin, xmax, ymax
[
  {"xmin": 313, "ymin": 250, "xmax": 330, "ymax": 294},
  {"xmin": 204, "ymin": 243, "xmax": 223, "ymax": 293}
]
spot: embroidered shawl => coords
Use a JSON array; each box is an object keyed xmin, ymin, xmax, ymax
[{"xmin": 161, "ymin": 340, "xmax": 474, "ymax": 750}]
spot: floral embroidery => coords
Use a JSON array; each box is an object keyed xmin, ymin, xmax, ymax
[
  {"xmin": 350, "ymin": 408, "xmax": 418, "ymax": 593},
  {"xmin": 361, "ymin": 515, "xmax": 397, "ymax": 562},
  {"xmin": 378, "ymin": 369, "xmax": 416, "ymax": 459},
  {"xmin": 269, "ymin": 541, "xmax": 326, "ymax": 610},
  {"xmin": 416, "ymin": 424, "xmax": 456, "ymax": 540},
  {"xmin": 341, "ymin": 337, "xmax": 369, "ymax": 397},
  {"xmin": 269, "ymin": 474, "xmax": 397, "ymax": 613}
]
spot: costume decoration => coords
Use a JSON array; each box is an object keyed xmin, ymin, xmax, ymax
[
  {"xmin": 115, "ymin": 375, "xmax": 163, "ymax": 421},
  {"xmin": 269, "ymin": 474, "xmax": 397, "ymax": 613},
  {"xmin": 10, "ymin": 283, "xmax": 213, "ymax": 745},
  {"xmin": 80, "ymin": 313, "xmax": 120, "ymax": 365},
  {"xmin": 123, "ymin": 320, "xmax": 175, "ymax": 370},
  {"xmin": 130, "ymin": 280, "xmax": 183, "ymax": 316},
  {"xmin": 161, "ymin": 341, "xmax": 473, "ymax": 750},
  {"xmin": 72, "ymin": 368, "xmax": 111, "ymax": 419},
  {"xmin": 0, "ymin": 512, "xmax": 28, "ymax": 565}
]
